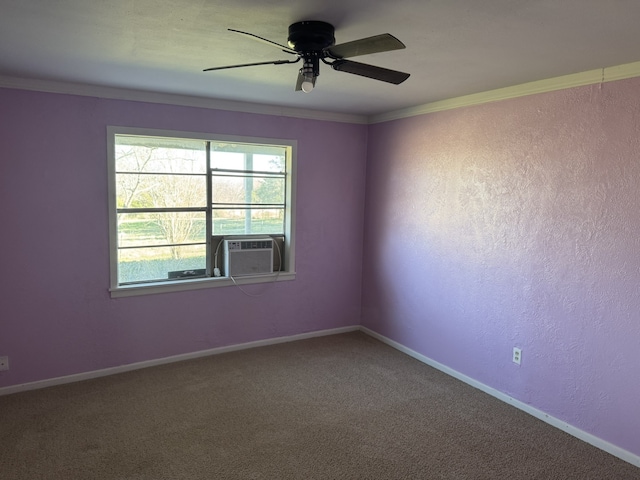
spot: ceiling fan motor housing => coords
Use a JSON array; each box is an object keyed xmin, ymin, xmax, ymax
[{"xmin": 287, "ymin": 21, "xmax": 335, "ymax": 52}]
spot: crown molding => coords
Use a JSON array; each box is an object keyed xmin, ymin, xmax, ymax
[
  {"xmin": 3, "ymin": 60, "xmax": 640, "ymax": 126},
  {"xmin": 369, "ymin": 61, "xmax": 640, "ymax": 124},
  {"xmin": 0, "ymin": 75, "xmax": 368, "ymax": 125}
]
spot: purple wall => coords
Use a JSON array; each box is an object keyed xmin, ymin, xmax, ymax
[
  {"xmin": 2, "ymin": 77, "xmax": 639, "ymax": 459},
  {"xmin": 362, "ymin": 78, "xmax": 640, "ymax": 457},
  {"xmin": 0, "ymin": 88, "xmax": 367, "ymax": 387}
]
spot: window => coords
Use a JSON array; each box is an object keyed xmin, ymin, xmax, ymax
[{"xmin": 107, "ymin": 127, "xmax": 296, "ymax": 297}]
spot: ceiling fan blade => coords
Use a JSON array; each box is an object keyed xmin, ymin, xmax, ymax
[
  {"xmin": 204, "ymin": 59, "xmax": 299, "ymax": 72},
  {"xmin": 331, "ymin": 59, "xmax": 410, "ymax": 84},
  {"xmin": 326, "ymin": 33, "xmax": 405, "ymax": 59},
  {"xmin": 228, "ymin": 29, "xmax": 298, "ymax": 55},
  {"xmin": 295, "ymin": 72, "xmax": 304, "ymax": 91}
]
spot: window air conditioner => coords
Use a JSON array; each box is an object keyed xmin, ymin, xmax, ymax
[{"xmin": 224, "ymin": 237, "xmax": 274, "ymax": 277}]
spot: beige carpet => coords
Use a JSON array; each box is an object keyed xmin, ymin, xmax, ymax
[{"xmin": 0, "ymin": 332, "xmax": 638, "ymax": 479}]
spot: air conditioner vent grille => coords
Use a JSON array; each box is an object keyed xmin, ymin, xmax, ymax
[{"xmin": 224, "ymin": 237, "xmax": 274, "ymax": 277}]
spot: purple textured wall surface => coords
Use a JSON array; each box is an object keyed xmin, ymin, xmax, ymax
[
  {"xmin": 0, "ymin": 88, "xmax": 367, "ymax": 387},
  {"xmin": 362, "ymin": 78, "xmax": 640, "ymax": 457}
]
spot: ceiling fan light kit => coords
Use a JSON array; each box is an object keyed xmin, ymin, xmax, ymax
[{"xmin": 204, "ymin": 21, "xmax": 410, "ymax": 93}]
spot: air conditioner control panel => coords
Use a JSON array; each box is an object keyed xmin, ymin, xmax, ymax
[{"xmin": 226, "ymin": 240, "xmax": 273, "ymax": 251}]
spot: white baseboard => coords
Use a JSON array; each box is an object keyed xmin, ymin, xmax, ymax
[
  {"xmin": 2, "ymin": 323, "xmax": 637, "ymax": 469},
  {"xmin": 0, "ymin": 325, "xmax": 360, "ymax": 397},
  {"xmin": 360, "ymin": 326, "xmax": 640, "ymax": 469}
]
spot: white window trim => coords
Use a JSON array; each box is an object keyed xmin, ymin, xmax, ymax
[{"xmin": 107, "ymin": 126, "xmax": 297, "ymax": 298}]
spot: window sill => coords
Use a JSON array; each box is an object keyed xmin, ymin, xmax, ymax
[{"xmin": 109, "ymin": 272, "xmax": 296, "ymax": 298}]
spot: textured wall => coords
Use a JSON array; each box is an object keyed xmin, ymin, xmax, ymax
[
  {"xmin": 0, "ymin": 88, "xmax": 367, "ymax": 388},
  {"xmin": 362, "ymin": 78, "xmax": 640, "ymax": 457}
]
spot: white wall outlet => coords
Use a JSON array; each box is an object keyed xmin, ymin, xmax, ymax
[
  {"xmin": 512, "ymin": 347, "xmax": 522, "ymax": 366},
  {"xmin": 0, "ymin": 356, "xmax": 8, "ymax": 371}
]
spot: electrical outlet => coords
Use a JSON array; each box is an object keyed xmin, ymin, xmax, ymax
[
  {"xmin": 512, "ymin": 347, "xmax": 522, "ymax": 366},
  {"xmin": 0, "ymin": 356, "xmax": 8, "ymax": 371}
]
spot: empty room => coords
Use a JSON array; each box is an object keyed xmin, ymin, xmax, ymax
[{"xmin": 1, "ymin": 1, "xmax": 639, "ymax": 478}]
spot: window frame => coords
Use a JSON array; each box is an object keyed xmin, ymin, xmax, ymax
[{"xmin": 107, "ymin": 126, "xmax": 297, "ymax": 298}]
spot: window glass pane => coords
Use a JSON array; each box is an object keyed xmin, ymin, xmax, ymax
[
  {"xmin": 253, "ymin": 176, "xmax": 285, "ymax": 204},
  {"xmin": 212, "ymin": 208, "xmax": 284, "ymax": 235},
  {"xmin": 212, "ymin": 175, "xmax": 284, "ymax": 205},
  {"xmin": 211, "ymin": 175, "xmax": 245, "ymax": 205},
  {"xmin": 116, "ymin": 173, "xmax": 206, "ymax": 209},
  {"xmin": 211, "ymin": 150, "xmax": 286, "ymax": 173},
  {"xmin": 118, "ymin": 212, "xmax": 206, "ymax": 248},
  {"xmin": 253, "ymin": 154, "xmax": 285, "ymax": 173},
  {"xmin": 211, "ymin": 151, "xmax": 244, "ymax": 171},
  {"xmin": 115, "ymin": 137, "xmax": 206, "ymax": 174},
  {"xmin": 118, "ymin": 244, "xmax": 206, "ymax": 284}
]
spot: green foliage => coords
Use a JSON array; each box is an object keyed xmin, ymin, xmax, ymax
[{"xmin": 252, "ymin": 177, "xmax": 285, "ymax": 205}]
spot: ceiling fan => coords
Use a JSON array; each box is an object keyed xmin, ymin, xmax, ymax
[{"xmin": 203, "ymin": 21, "xmax": 410, "ymax": 93}]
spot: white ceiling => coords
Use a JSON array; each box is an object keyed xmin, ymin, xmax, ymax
[{"xmin": 1, "ymin": 0, "xmax": 640, "ymax": 117}]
